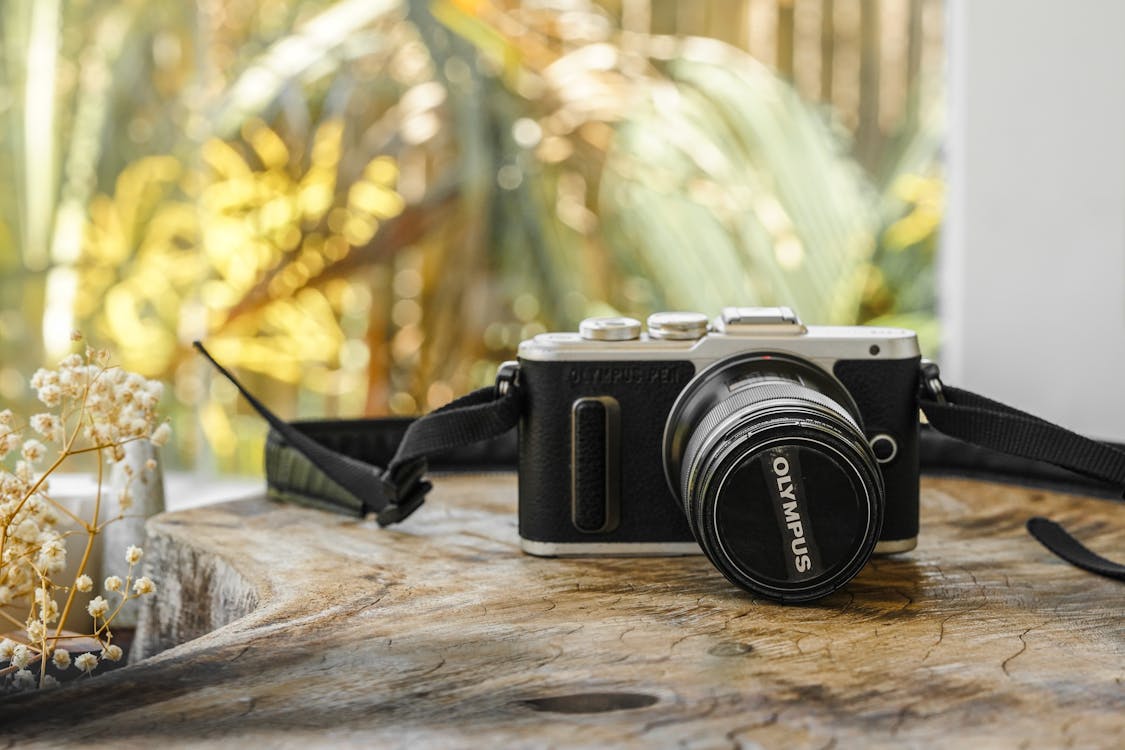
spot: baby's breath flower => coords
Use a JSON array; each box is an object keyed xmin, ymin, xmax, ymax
[
  {"xmin": 14, "ymin": 519, "xmax": 38, "ymax": 542},
  {"xmin": 118, "ymin": 486, "xmax": 133, "ymax": 511},
  {"xmin": 74, "ymin": 652, "xmax": 98, "ymax": 673},
  {"xmin": 101, "ymin": 644, "xmax": 123, "ymax": 662},
  {"xmin": 36, "ymin": 384, "xmax": 61, "ymax": 408},
  {"xmin": 26, "ymin": 620, "xmax": 45, "ymax": 642},
  {"xmin": 125, "ymin": 545, "xmax": 143, "ymax": 565},
  {"xmin": 10, "ymin": 645, "xmax": 32, "ymax": 670},
  {"xmin": 39, "ymin": 598, "xmax": 60, "ymax": 624},
  {"xmin": 29, "ymin": 369, "xmax": 50, "ymax": 390},
  {"xmin": 0, "ymin": 639, "xmax": 15, "ymax": 661},
  {"xmin": 20, "ymin": 439, "xmax": 45, "ymax": 464},
  {"xmin": 104, "ymin": 576, "xmax": 123, "ymax": 593},
  {"xmin": 133, "ymin": 577, "xmax": 155, "ymax": 596},
  {"xmin": 75, "ymin": 574, "xmax": 93, "ymax": 592},
  {"xmin": 150, "ymin": 422, "xmax": 172, "ymax": 447},
  {"xmin": 13, "ymin": 669, "xmax": 36, "ymax": 690},
  {"xmin": 87, "ymin": 595, "xmax": 109, "ymax": 619},
  {"xmin": 52, "ymin": 648, "xmax": 71, "ymax": 670},
  {"xmin": 70, "ymin": 330, "xmax": 83, "ymax": 342},
  {"xmin": 0, "ymin": 409, "xmax": 12, "ymax": 425},
  {"xmin": 145, "ymin": 458, "xmax": 157, "ymax": 471},
  {"xmin": 29, "ymin": 413, "xmax": 62, "ymax": 442}
]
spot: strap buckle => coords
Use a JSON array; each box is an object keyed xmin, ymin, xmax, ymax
[{"xmin": 920, "ymin": 359, "xmax": 947, "ymax": 405}]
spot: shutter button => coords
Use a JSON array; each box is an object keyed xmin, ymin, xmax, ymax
[{"xmin": 647, "ymin": 312, "xmax": 709, "ymax": 340}]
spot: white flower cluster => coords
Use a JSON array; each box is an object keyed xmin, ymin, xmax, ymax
[{"xmin": 1, "ymin": 336, "xmax": 163, "ymax": 692}]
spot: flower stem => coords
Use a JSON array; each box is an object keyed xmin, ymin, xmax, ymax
[{"xmin": 52, "ymin": 446, "xmax": 102, "ymax": 646}]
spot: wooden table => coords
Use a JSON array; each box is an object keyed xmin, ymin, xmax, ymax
[{"xmin": 2, "ymin": 475, "xmax": 1122, "ymax": 748}]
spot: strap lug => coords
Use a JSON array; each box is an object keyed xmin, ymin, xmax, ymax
[
  {"xmin": 920, "ymin": 359, "xmax": 947, "ymax": 405},
  {"xmin": 495, "ymin": 360, "xmax": 520, "ymax": 398}
]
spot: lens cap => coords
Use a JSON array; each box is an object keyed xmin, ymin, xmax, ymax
[{"xmin": 708, "ymin": 440, "xmax": 876, "ymax": 598}]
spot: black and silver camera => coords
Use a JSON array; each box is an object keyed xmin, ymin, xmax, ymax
[{"xmin": 514, "ymin": 307, "xmax": 921, "ymax": 602}]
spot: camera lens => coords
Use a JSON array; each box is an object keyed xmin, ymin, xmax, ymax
[{"xmin": 663, "ymin": 354, "xmax": 883, "ymax": 602}]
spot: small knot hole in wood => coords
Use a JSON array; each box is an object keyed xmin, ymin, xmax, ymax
[
  {"xmin": 519, "ymin": 692, "xmax": 659, "ymax": 714},
  {"xmin": 708, "ymin": 641, "xmax": 755, "ymax": 657}
]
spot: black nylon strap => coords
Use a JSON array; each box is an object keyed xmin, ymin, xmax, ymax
[
  {"xmin": 195, "ymin": 342, "xmax": 521, "ymax": 525},
  {"xmin": 919, "ymin": 373, "xmax": 1125, "ymax": 582},
  {"xmin": 920, "ymin": 384, "xmax": 1125, "ymax": 488},
  {"xmin": 388, "ymin": 385, "xmax": 523, "ymax": 474},
  {"xmin": 193, "ymin": 342, "xmax": 404, "ymax": 518},
  {"xmin": 1025, "ymin": 518, "xmax": 1125, "ymax": 581}
]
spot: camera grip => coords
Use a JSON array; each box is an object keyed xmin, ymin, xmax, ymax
[{"xmin": 834, "ymin": 356, "xmax": 922, "ymax": 545}]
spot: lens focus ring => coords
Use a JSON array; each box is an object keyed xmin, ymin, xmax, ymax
[{"xmin": 678, "ymin": 379, "xmax": 860, "ymax": 511}]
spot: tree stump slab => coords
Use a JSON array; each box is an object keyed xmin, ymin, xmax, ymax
[{"xmin": 1, "ymin": 475, "xmax": 1122, "ymax": 748}]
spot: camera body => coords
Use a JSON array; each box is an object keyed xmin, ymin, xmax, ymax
[{"xmin": 516, "ymin": 307, "xmax": 921, "ymax": 597}]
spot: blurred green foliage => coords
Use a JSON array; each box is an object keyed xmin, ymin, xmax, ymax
[{"xmin": 0, "ymin": 0, "xmax": 943, "ymax": 473}]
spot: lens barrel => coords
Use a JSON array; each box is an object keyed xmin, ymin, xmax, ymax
[{"xmin": 663, "ymin": 354, "xmax": 883, "ymax": 602}]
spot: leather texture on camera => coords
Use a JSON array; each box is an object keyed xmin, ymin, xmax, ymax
[
  {"xmin": 519, "ymin": 359, "xmax": 697, "ymax": 544},
  {"xmin": 834, "ymin": 356, "xmax": 922, "ymax": 543},
  {"xmin": 571, "ymin": 399, "xmax": 612, "ymax": 531}
]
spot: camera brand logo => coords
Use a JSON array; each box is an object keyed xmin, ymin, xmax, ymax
[
  {"xmin": 566, "ymin": 364, "xmax": 693, "ymax": 386},
  {"xmin": 766, "ymin": 449, "xmax": 820, "ymax": 579}
]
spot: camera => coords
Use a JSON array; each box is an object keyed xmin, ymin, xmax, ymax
[{"xmin": 514, "ymin": 307, "xmax": 921, "ymax": 602}]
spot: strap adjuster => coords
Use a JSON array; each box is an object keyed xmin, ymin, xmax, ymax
[{"xmin": 375, "ymin": 480, "xmax": 430, "ymax": 526}]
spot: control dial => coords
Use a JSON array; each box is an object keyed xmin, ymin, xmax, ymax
[{"xmin": 579, "ymin": 316, "xmax": 642, "ymax": 341}]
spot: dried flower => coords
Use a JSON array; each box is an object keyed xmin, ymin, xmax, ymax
[
  {"xmin": 10, "ymin": 645, "xmax": 32, "ymax": 670},
  {"xmin": 36, "ymin": 385, "xmax": 61, "ymax": 408},
  {"xmin": 150, "ymin": 422, "xmax": 172, "ymax": 447},
  {"xmin": 52, "ymin": 648, "xmax": 71, "ymax": 670},
  {"xmin": 26, "ymin": 620, "xmax": 46, "ymax": 642},
  {"xmin": 29, "ymin": 413, "xmax": 57, "ymax": 436},
  {"xmin": 20, "ymin": 439, "xmax": 45, "ymax": 464},
  {"xmin": 2, "ymin": 339, "xmax": 162, "ymax": 691},
  {"xmin": 74, "ymin": 653, "xmax": 98, "ymax": 673},
  {"xmin": 87, "ymin": 595, "xmax": 109, "ymax": 619}
]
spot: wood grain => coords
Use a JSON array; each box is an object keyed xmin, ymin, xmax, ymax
[{"xmin": 1, "ymin": 475, "xmax": 1122, "ymax": 748}]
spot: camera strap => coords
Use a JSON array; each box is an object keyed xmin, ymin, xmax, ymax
[{"xmin": 195, "ymin": 343, "xmax": 1123, "ymax": 582}]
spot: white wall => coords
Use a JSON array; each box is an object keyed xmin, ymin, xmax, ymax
[{"xmin": 944, "ymin": 0, "xmax": 1125, "ymax": 440}]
